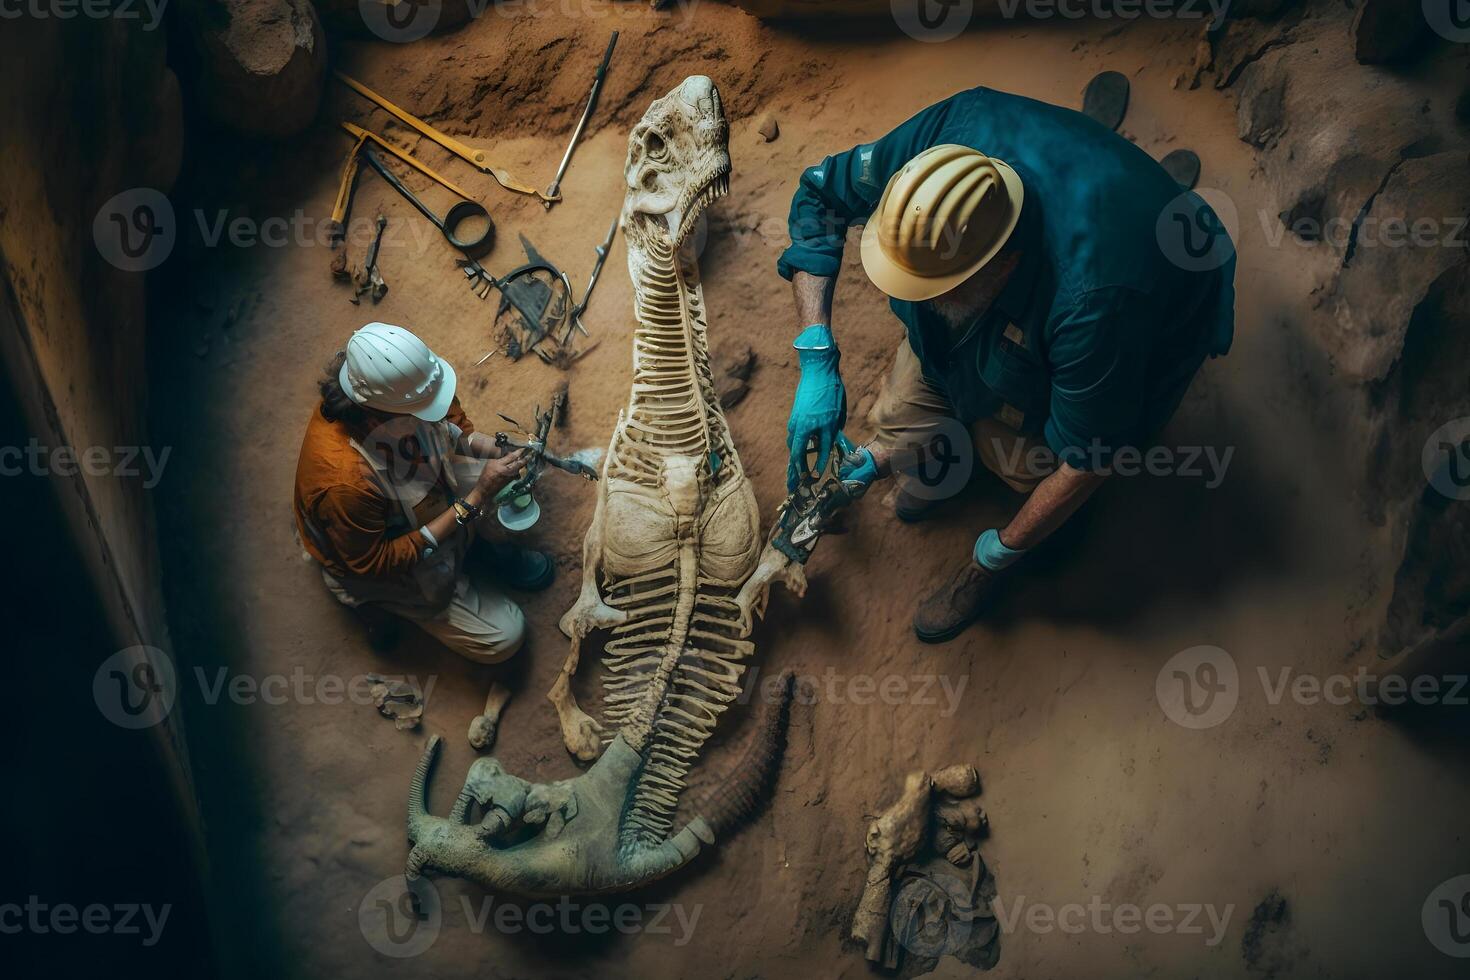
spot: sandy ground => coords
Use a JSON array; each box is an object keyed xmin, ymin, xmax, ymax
[{"xmin": 149, "ymin": 6, "xmax": 1470, "ymax": 979}]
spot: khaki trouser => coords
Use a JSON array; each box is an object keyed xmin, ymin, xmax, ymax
[
  {"xmin": 323, "ymin": 551, "xmax": 527, "ymax": 665},
  {"xmin": 391, "ymin": 566, "xmax": 526, "ymax": 665},
  {"xmin": 867, "ymin": 338, "xmax": 1051, "ymax": 494}
]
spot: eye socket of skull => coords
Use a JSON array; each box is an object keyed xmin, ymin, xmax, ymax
[{"xmin": 645, "ymin": 130, "xmax": 668, "ymax": 159}]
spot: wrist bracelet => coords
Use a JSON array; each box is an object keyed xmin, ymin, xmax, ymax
[{"xmin": 453, "ymin": 497, "xmax": 482, "ymax": 526}]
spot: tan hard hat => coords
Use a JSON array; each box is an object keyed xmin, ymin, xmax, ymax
[{"xmin": 860, "ymin": 144, "xmax": 1024, "ymax": 303}]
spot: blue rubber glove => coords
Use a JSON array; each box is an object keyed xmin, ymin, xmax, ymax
[
  {"xmin": 836, "ymin": 434, "xmax": 879, "ymax": 499},
  {"xmin": 973, "ymin": 528, "xmax": 1028, "ymax": 571},
  {"xmin": 786, "ymin": 323, "xmax": 847, "ymax": 491}
]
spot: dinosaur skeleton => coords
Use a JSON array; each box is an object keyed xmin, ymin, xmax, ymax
[
  {"xmin": 551, "ymin": 78, "xmax": 805, "ymax": 838},
  {"xmin": 403, "ymin": 77, "xmax": 803, "ymax": 898}
]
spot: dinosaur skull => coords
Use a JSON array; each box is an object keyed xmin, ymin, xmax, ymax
[{"xmin": 623, "ymin": 75, "xmax": 730, "ymax": 247}]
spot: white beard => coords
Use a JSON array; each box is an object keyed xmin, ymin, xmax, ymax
[
  {"xmin": 928, "ymin": 294, "xmax": 985, "ymax": 335},
  {"xmin": 924, "ymin": 251, "xmax": 1020, "ymax": 335}
]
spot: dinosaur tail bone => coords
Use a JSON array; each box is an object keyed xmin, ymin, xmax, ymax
[
  {"xmin": 695, "ymin": 670, "xmax": 795, "ymax": 837},
  {"xmin": 405, "ymin": 733, "xmax": 443, "ymax": 879}
]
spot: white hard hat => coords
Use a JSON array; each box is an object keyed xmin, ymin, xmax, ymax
[{"xmin": 338, "ymin": 322, "xmax": 458, "ymax": 422}]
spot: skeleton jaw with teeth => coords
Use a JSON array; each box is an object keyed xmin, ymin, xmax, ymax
[{"xmin": 623, "ymin": 74, "xmax": 731, "ymax": 250}]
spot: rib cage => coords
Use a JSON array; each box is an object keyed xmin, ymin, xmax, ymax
[
  {"xmin": 604, "ymin": 214, "xmax": 755, "ymax": 848},
  {"xmin": 598, "ymin": 238, "xmax": 756, "ymax": 847},
  {"xmin": 606, "ymin": 566, "xmax": 754, "ymax": 846}
]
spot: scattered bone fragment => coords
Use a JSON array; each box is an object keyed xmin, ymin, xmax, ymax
[
  {"xmin": 366, "ymin": 673, "xmax": 423, "ymax": 730},
  {"xmin": 852, "ymin": 764, "xmax": 995, "ymax": 971},
  {"xmin": 467, "ymin": 681, "xmax": 512, "ymax": 751},
  {"xmin": 757, "ymin": 113, "xmax": 779, "ymax": 142},
  {"xmin": 853, "ymin": 770, "xmax": 933, "ymax": 961}
]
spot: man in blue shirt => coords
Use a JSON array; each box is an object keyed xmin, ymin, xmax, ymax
[{"xmin": 778, "ymin": 86, "xmax": 1235, "ymax": 643}]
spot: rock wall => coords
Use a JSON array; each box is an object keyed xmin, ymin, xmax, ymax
[
  {"xmin": 0, "ymin": 10, "xmax": 212, "ymax": 976},
  {"xmin": 1194, "ymin": 0, "xmax": 1470, "ymax": 656},
  {"xmin": 180, "ymin": 0, "xmax": 328, "ymax": 138}
]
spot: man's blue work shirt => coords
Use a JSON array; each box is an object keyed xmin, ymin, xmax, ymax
[{"xmin": 777, "ymin": 86, "xmax": 1236, "ymax": 469}]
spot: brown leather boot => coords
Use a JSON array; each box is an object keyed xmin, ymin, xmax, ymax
[
  {"xmin": 894, "ymin": 484, "xmax": 945, "ymax": 524},
  {"xmin": 913, "ymin": 561, "xmax": 1002, "ymax": 644}
]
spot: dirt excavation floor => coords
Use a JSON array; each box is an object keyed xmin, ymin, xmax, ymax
[{"xmin": 149, "ymin": 6, "xmax": 1469, "ymax": 979}]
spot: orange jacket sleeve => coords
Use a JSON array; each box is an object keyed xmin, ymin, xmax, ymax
[
  {"xmin": 313, "ymin": 482, "xmax": 425, "ymax": 580},
  {"xmin": 446, "ymin": 396, "xmax": 475, "ymax": 436}
]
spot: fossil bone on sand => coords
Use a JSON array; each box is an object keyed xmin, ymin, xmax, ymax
[{"xmin": 852, "ymin": 764, "xmax": 990, "ymax": 965}]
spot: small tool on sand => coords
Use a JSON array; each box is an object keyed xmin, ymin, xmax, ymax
[
  {"xmin": 356, "ymin": 142, "xmax": 496, "ymax": 257},
  {"xmin": 542, "ymin": 31, "xmax": 619, "ymax": 209},
  {"xmin": 347, "ymin": 141, "xmax": 564, "ymax": 359},
  {"xmin": 466, "ymin": 228, "xmax": 613, "ymax": 368},
  {"xmin": 561, "ymin": 215, "xmax": 618, "ymax": 344},
  {"xmin": 466, "ymin": 235, "xmax": 576, "ymax": 364},
  {"xmin": 331, "ymin": 122, "xmax": 496, "ymax": 264},
  {"xmin": 351, "ymin": 213, "xmax": 389, "ymax": 304},
  {"xmin": 336, "ymin": 71, "xmax": 552, "ymax": 203}
]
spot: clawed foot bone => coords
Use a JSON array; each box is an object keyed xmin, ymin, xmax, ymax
[
  {"xmin": 455, "ymin": 758, "xmax": 532, "ymax": 841},
  {"xmin": 454, "ymin": 758, "xmax": 583, "ymax": 844},
  {"xmin": 522, "ymin": 781, "xmax": 579, "ymax": 839},
  {"xmin": 733, "ymin": 543, "xmax": 807, "ymax": 632},
  {"xmin": 468, "ymin": 682, "xmax": 513, "ymax": 751}
]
